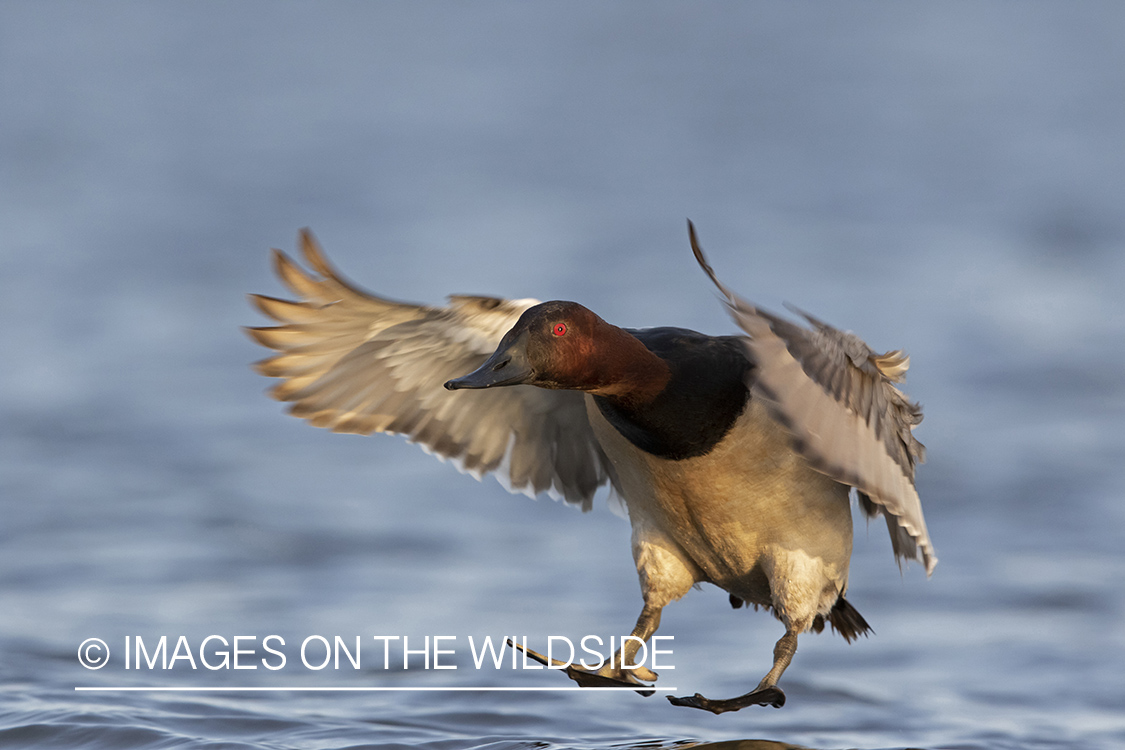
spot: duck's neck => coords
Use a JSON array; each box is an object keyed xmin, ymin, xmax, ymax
[{"xmin": 585, "ymin": 325, "xmax": 671, "ymax": 406}]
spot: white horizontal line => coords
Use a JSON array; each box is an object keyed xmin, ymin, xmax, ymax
[{"xmin": 75, "ymin": 686, "xmax": 677, "ymax": 692}]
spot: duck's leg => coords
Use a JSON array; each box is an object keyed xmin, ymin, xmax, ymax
[
  {"xmin": 508, "ymin": 602, "xmax": 663, "ymax": 694},
  {"xmin": 513, "ymin": 527, "xmax": 699, "ymax": 695},
  {"xmin": 668, "ymin": 628, "xmax": 794, "ymax": 712}
]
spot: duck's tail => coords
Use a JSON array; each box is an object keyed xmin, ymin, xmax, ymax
[
  {"xmin": 730, "ymin": 593, "xmax": 873, "ymax": 643},
  {"xmin": 820, "ymin": 596, "xmax": 872, "ymax": 643}
]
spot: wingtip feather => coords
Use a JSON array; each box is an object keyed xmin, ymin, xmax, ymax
[
  {"xmin": 248, "ymin": 293, "xmax": 319, "ymax": 323},
  {"xmin": 686, "ymin": 220, "xmax": 739, "ymax": 303},
  {"xmin": 272, "ymin": 248, "xmax": 325, "ymax": 300},
  {"xmin": 300, "ymin": 228, "xmax": 336, "ymax": 278},
  {"xmin": 245, "ymin": 326, "xmax": 282, "ymax": 349},
  {"xmin": 244, "ymin": 325, "xmax": 307, "ymax": 350}
]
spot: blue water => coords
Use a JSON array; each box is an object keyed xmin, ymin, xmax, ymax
[{"xmin": 2, "ymin": 3, "xmax": 1124, "ymax": 749}]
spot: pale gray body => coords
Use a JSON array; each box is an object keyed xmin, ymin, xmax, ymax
[{"xmin": 588, "ymin": 396, "xmax": 851, "ymax": 627}]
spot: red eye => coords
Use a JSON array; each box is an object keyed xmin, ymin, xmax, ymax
[{"xmin": 552, "ymin": 322, "xmax": 567, "ymax": 337}]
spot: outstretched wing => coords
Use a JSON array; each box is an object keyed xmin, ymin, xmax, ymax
[
  {"xmin": 246, "ymin": 229, "xmax": 614, "ymax": 509},
  {"xmin": 689, "ymin": 222, "xmax": 936, "ymax": 575}
]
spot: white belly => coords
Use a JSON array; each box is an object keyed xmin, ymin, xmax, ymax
[{"xmin": 587, "ymin": 395, "xmax": 853, "ymax": 612}]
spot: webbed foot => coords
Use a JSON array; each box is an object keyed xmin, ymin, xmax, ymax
[
  {"xmin": 667, "ymin": 685, "xmax": 786, "ymax": 713},
  {"xmin": 507, "ymin": 638, "xmax": 656, "ymax": 696}
]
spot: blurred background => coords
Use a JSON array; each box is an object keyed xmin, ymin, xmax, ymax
[{"xmin": 1, "ymin": 3, "xmax": 1122, "ymax": 749}]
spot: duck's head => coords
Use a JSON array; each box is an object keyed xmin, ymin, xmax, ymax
[
  {"xmin": 445, "ymin": 300, "xmax": 670, "ymax": 401},
  {"xmin": 444, "ymin": 301, "xmax": 609, "ymax": 392}
]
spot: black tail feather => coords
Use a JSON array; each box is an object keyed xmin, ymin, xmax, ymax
[
  {"xmin": 824, "ymin": 597, "xmax": 872, "ymax": 642},
  {"xmin": 733, "ymin": 592, "xmax": 872, "ymax": 642}
]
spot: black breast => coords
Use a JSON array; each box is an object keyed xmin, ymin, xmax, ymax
[{"xmin": 593, "ymin": 327, "xmax": 753, "ymax": 460}]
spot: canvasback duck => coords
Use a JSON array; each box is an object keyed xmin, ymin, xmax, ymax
[{"xmin": 247, "ymin": 223, "xmax": 936, "ymax": 713}]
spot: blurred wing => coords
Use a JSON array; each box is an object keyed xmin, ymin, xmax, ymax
[
  {"xmin": 246, "ymin": 229, "xmax": 614, "ymax": 509},
  {"xmin": 689, "ymin": 222, "xmax": 936, "ymax": 574}
]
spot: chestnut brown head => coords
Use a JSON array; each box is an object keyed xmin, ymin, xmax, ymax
[{"xmin": 444, "ymin": 301, "xmax": 613, "ymax": 392}]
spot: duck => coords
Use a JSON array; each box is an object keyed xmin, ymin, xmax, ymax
[{"xmin": 246, "ymin": 222, "xmax": 936, "ymax": 713}]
